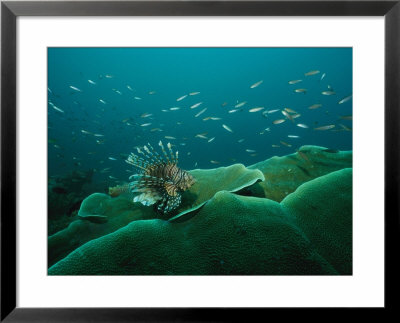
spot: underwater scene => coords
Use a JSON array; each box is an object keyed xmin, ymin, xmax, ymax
[{"xmin": 48, "ymin": 48, "xmax": 352, "ymax": 275}]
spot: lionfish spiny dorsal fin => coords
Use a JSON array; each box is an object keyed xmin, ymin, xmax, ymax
[
  {"xmin": 175, "ymin": 150, "xmax": 179, "ymax": 163},
  {"xmin": 167, "ymin": 142, "xmax": 176, "ymax": 164},
  {"xmin": 147, "ymin": 142, "xmax": 164, "ymax": 164},
  {"xmin": 143, "ymin": 145, "xmax": 160, "ymax": 165},
  {"xmin": 130, "ymin": 149, "xmax": 150, "ymax": 168},
  {"xmin": 158, "ymin": 140, "xmax": 171, "ymax": 164},
  {"xmin": 126, "ymin": 153, "xmax": 149, "ymax": 171},
  {"xmin": 128, "ymin": 152, "xmax": 149, "ymax": 167},
  {"xmin": 136, "ymin": 146, "xmax": 157, "ymax": 166}
]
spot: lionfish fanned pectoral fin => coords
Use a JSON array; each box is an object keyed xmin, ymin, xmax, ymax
[
  {"xmin": 157, "ymin": 193, "xmax": 182, "ymax": 215},
  {"xmin": 133, "ymin": 192, "xmax": 161, "ymax": 206},
  {"xmin": 128, "ymin": 174, "xmax": 165, "ymax": 206}
]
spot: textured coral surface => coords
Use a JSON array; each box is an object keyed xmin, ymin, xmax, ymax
[{"xmin": 48, "ymin": 146, "xmax": 352, "ymax": 275}]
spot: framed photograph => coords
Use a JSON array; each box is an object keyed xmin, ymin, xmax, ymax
[{"xmin": 1, "ymin": 0, "xmax": 398, "ymax": 320}]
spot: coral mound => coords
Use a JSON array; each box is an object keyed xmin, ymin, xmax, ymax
[
  {"xmin": 49, "ymin": 190, "xmax": 338, "ymax": 275},
  {"xmin": 48, "ymin": 163, "xmax": 265, "ymax": 266},
  {"xmin": 48, "ymin": 148, "xmax": 353, "ymax": 275},
  {"xmin": 246, "ymin": 145, "xmax": 352, "ymax": 201}
]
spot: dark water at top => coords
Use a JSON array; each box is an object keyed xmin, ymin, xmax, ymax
[{"xmin": 48, "ymin": 47, "xmax": 352, "ymax": 190}]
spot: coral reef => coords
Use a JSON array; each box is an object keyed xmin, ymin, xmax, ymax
[
  {"xmin": 245, "ymin": 145, "xmax": 352, "ymax": 202},
  {"xmin": 48, "ymin": 163, "xmax": 265, "ymax": 266},
  {"xmin": 48, "ymin": 146, "xmax": 352, "ymax": 275},
  {"xmin": 50, "ymin": 187, "xmax": 342, "ymax": 275},
  {"xmin": 281, "ymin": 168, "xmax": 352, "ymax": 274},
  {"xmin": 48, "ymin": 194, "xmax": 155, "ymax": 266}
]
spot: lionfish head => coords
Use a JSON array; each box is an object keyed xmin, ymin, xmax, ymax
[{"xmin": 177, "ymin": 171, "xmax": 196, "ymax": 191}]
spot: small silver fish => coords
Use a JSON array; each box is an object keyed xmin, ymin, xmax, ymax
[
  {"xmin": 296, "ymin": 123, "xmax": 309, "ymax": 128},
  {"xmin": 338, "ymin": 95, "xmax": 352, "ymax": 104},
  {"xmin": 250, "ymin": 80, "xmax": 263, "ymax": 89},
  {"xmin": 249, "ymin": 107, "xmax": 264, "ymax": 113},
  {"xmin": 314, "ymin": 125, "xmax": 335, "ymax": 130},
  {"xmin": 88, "ymin": 80, "xmax": 97, "ymax": 85},
  {"xmin": 321, "ymin": 91, "xmax": 336, "ymax": 95},
  {"xmin": 195, "ymin": 108, "xmax": 207, "ymax": 117},
  {"xmin": 108, "ymin": 157, "xmax": 117, "ymax": 161},
  {"xmin": 177, "ymin": 95, "xmax": 188, "ymax": 101},
  {"xmin": 195, "ymin": 134, "xmax": 208, "ymax": 139},
  {"xmin": 284, "ymin": 108, "xmax": 297, "ymax": 113},
  {"xmin": 305, "ymin": 70, "xmax": 320, "ymax": 76},
  {"xmin": 281, "ymin": 110, "xmax": 294, "ymax": 122},
  {"xmin": 235, "ymin": 101, "xmax": 247, "ymax": 108},
  {"xmin": 339, "ymin": 124, "xmax": 352, "ymax": 131},
  {"xmin": 190, "ymin": 102, "xmax": 203, "ymax": 109},
  {"xmin": 51, "ymin": 105, "xmax": 64, "ymax": 113},
  {"xmin": 280, "ymin": 141, "xmax": 292, "ymax": 147},
  {"xmin": 222, "ymin": 124, "xmax": 233, "ymax": 133},
  {"xmin": 308, "ymin": 104, "xmax": 322, "ymax": 110},
  {"xmin": 69, "ymin": 85, "xmax": 82, "ymax": 92},
  {"xmin": 288, "ymin": 79, "xmax": 302, "ymax": 84}
]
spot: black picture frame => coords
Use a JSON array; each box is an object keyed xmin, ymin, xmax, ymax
[{"xmin": 1, "ymin": 0, "xmax": 399, "ymax": 321}]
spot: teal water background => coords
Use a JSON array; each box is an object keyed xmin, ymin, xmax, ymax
[{"xmin": 48, "ymin": 47, "xmax": 352, "ymax": 191}]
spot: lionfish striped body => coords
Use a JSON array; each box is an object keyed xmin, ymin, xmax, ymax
[{"xmin": 126, "ymin": 141, "xmax": 195, "ymax": 214}]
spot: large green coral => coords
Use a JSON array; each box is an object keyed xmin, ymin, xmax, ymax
[
  {"xmin": 48, "ymin": 163, "xmax": 265, "ymax": 266},
  {"xmin": 48, "ymin": 194, "xmax": 155, "ymax": 266},
  {"xmin": 172, "ymin": 163, "xmax": 265, "ymax": 221},
  {"xmin": 281, "ymin": 168, "xmax": 352, "ymax": 274},
  {"xmin": 246, "ymin": 145, "xmax": 352, "ymax": 202},
  {"xmin": 48, "ymin": 167, "xmax": 352, "ymax": 275}
]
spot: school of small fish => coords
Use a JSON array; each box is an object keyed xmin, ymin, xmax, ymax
[{"xmin": 48, "ymin": 63, "xmax": 351, "ymax": 180}]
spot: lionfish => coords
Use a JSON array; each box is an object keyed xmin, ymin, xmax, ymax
[{"xmin": 125, "ymin": 141, "xmax": 195, "ymax": 215}]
